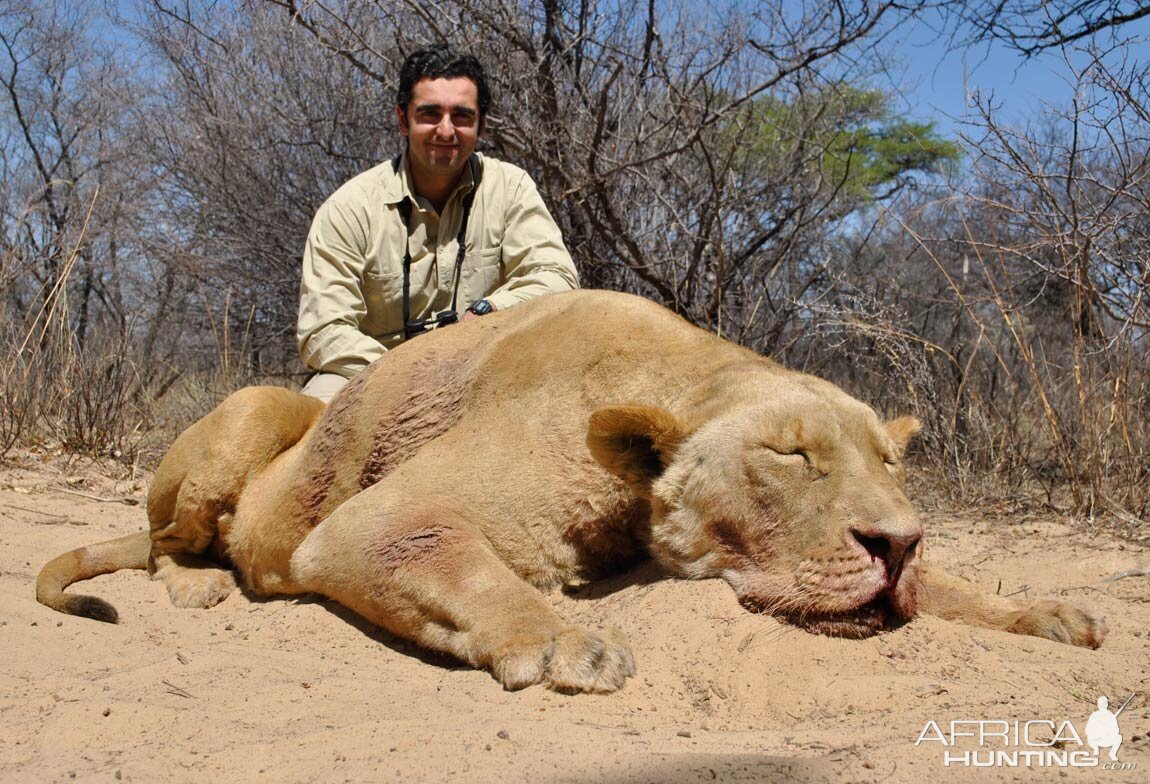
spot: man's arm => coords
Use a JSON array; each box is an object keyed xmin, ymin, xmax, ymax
[
  {"xmin": 297, "ymin": 199, "xmax": 387, "ymax": 377},
  {"xmin": 483, "ymin": 172, "xmax": 579, "ymax": 312}
]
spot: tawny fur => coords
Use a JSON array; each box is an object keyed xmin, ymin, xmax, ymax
[{"xmin": 36, "ymin": 290, "xmax": 1107, "ymax": 692}]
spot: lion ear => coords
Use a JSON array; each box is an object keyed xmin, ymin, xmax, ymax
[
  {"xmin": 884, "ymin": 416, "xmax": 922, "ymax": 458},
  {"xmin": 587, "ymin": 406, "xmax": 686, "ymax": 497}
]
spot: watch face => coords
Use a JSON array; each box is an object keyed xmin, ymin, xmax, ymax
[{"xmin": 470, "ymin": 299, "xmax": 493, "ymax": 316}]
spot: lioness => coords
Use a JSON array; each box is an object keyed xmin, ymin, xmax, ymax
[{"xmin": 37, "ymin": 290, "xmax": 1106, "ymax": 693}]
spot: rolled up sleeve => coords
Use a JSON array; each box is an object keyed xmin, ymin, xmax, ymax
[
  {"xmin": 297, "ymin": 200, "xmax": 386, "ymax": 377},
  {"xmin": 485, "ymin": 173, "xmax": 579, "ymax": 312}
]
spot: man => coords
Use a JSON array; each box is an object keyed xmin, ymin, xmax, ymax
[{"xmin": 297, "ymin": 46, "xmax": 579, "ymax": 402}]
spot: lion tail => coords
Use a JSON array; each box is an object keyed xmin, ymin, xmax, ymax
[{"xmin": 36, "ymin": 531, "xmax": 151, "ymax": 623}]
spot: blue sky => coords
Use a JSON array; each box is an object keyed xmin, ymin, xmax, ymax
[{"xmin": 888, "ymin": 11, "xmax": 1150, "ymax": 139}]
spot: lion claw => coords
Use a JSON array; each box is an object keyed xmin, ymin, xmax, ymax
[
  {"xmin": 157, "ymin": 566, "xmax": 237, "ymax": 609},
  {"xmin": 492, "ymin": 626, "xmax": 636, "ymax": 694}
]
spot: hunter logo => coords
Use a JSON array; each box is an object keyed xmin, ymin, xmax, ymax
[
  {"xmin": 915, "ymin": 693, "xmax": 1139, "ymax": 769},
  {"xmin": 1086, "ymin": 696, "xmax": 1124, "ymax": 761}
]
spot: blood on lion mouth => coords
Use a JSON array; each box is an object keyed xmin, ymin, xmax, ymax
[{"xmin": 740, "ymin": 593, "xmax": 906, "ymax": 639}]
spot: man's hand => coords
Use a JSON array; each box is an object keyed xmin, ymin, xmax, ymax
[{"xmin": 463, "ymin": 298, "xmax": 496, "ymax": 321}]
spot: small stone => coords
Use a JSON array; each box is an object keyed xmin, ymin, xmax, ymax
[
  {"xmin": 677, "ymin": 730, "xmax": 692, "ymax": 738},
  {"xmin": 1133, "ymin": 631, "xmax": 1142, "ymax": 637},
  {"xmin": 485, "ymin": 744, "xmax": 492, "ymax": 751},
  {"xmin": 496, "ymin": 729, "xmax": 510, "ymax": 740},
  {"xmin": 224, "ymin": 624, "xmax": 234, "ymax": 631},
  {"xmin": 102, "ymin": 708, "xmax": 111, "ymax": 717}
]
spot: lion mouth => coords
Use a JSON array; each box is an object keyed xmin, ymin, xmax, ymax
[{"xmin": 741, "ymin": 592, "xmax": 906, "ymax": 639}]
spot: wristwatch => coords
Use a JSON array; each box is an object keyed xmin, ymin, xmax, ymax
[{"xmin": 467, "ymin": 298, "xmax": 495, "ymax": 316}]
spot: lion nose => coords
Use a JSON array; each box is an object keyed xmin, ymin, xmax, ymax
[{"xmin": 850, "ymin": 525, "xmax": 921, "ymax": 581}]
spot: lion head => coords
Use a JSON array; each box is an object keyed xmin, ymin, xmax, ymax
[{"xmin": 588, "ymin": 365, "xmax": 923, "ymax": 639}]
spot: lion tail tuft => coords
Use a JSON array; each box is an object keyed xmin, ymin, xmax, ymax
[{"xmin": 36, "ymin": 531, "xmax": 151, "ymax": 623}]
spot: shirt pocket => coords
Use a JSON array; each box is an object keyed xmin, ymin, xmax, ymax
[
  {"xmin": 361, "ymin": 269, "xmax": 405, "ymax": 338},
  {"xmin": 460, "ymin": 247, "xmax": 503, "ymax": 305}
]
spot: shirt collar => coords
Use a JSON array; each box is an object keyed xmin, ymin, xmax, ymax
[{"xmin": 381, "ymin": 150, "xmax": 480, "ymax": 210}]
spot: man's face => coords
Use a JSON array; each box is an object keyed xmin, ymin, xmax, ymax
[{"xmin": 397, "ymin": 77, "xmax": 483, "ymax": 186}]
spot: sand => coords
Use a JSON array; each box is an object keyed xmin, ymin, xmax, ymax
[{"xmin": 2, "ymin": 453, "xmax": 1147, "ymax": 783}]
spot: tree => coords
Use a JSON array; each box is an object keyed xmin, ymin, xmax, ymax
[
  {"xmin": 128, "ymin": 0, "xmax": 397, "ymax": 374},
  {"xmin": 141, "ymin": 0, "xmax": 954, "ymax": 357},
  {"xmin": 0, "ymin": 0, "xmax": 172, "ymax": 453}
]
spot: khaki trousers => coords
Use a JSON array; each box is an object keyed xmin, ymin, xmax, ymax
[{"xmin": 300, "ymin": 372, "xmax": 349, "ymax": 403}]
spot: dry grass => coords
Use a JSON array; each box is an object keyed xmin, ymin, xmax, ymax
[{"xmin": 0, "ymin": 216, "xmax": 270, "ymax": 467}]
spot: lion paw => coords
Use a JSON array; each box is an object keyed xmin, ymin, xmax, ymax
[
  {"xmin": 492, "ymin": 626, "xmax": 636, "ymax": 694},
  {"xmin": 156, "ymin": 566, "xmax": 237, "ymax": 609},
  {"xmin": 1006, "ymin": 599, "xmax": 1107, "ymax": 649}
]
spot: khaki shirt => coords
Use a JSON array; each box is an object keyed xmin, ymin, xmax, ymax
[{"xmin": 298, "ymin": 152, "xmax": 579, "ymax": 377}]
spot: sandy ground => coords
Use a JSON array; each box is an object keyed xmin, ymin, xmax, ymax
[{"xmin": 1, "ymin": 453, "xmax": 1148, "ymax": 784}]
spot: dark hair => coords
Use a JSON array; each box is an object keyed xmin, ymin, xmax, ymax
[{"xmin": 397, "ymin": 46, "xmax": 491, "ymax": 118}]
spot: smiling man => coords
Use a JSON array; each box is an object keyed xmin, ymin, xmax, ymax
[{"xmin": 297, "ymin": 46, "xmax": 579, "ymax": 402}]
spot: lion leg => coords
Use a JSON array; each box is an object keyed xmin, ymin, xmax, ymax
[
  {"xmin": 289, "ymin": 493, "xmax": 636, "ymax": 693},
  {"xmin": 146, "ymin": 386, "xmax": 324, "ymax": 609},
  {"xmin": 917, "ymin": 562, "xmax": 1107, "ymax": 648}
]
